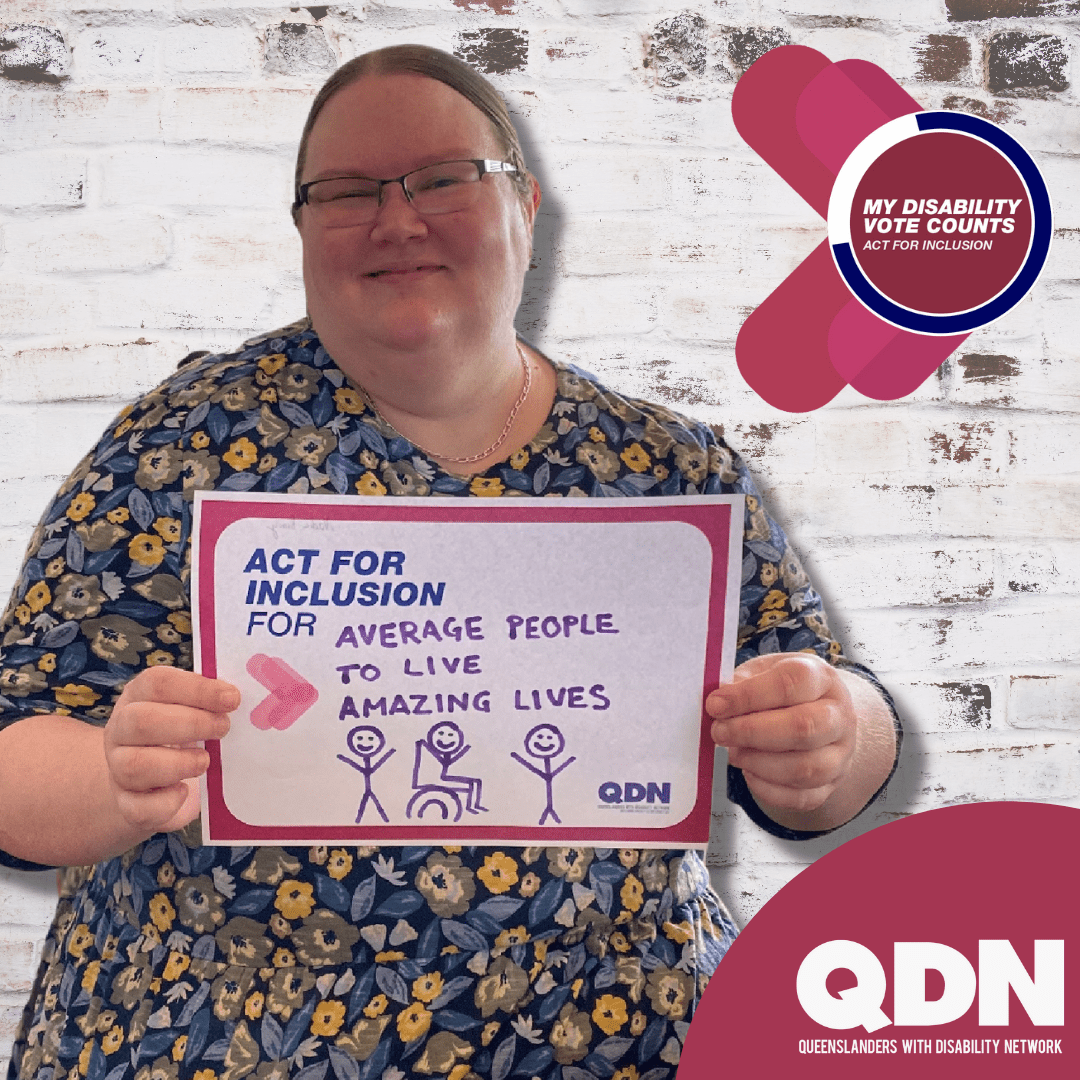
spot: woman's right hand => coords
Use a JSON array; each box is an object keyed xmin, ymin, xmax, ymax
[{"xmin": 103, "ymin": 668, "xmax": 238, "ymax": 836}]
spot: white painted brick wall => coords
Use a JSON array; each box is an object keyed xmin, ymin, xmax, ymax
[{"xmin": 1, "ymin": 2, "xmax": 1078, "ymax": 1063}]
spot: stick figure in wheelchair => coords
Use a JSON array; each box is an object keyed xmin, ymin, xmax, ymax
[{"xmin": 407, "ymin": 721, "xmax": 489, "ymax": 821}]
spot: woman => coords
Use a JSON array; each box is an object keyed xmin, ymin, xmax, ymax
[{"xmin": 0, "ymin": 46, "xmax": 899, "ymax": 1080}]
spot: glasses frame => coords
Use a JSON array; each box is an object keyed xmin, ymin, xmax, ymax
[{"xmin": 292, "ymin": 158, "xmax": 518, "ymax": 220}]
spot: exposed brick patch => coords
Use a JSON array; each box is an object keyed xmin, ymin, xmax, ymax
[
  {"xmin": 947, "ymin": 0, "xmax": 1080, "ymax": 19},
  {"xmin": 928, "ymin": 421, "xmax": 995, "ymax": 464},
  {"xmin": 941, "ymin": 93, "xmax": 1019, "ymax": 123},
  {"xmin": 290, "ymin": 5, "xmax": 330, "ymax": 18},
  {"xmin": 453, "ymin": 0, "xmax": 516, "ymax": 12},
  {"xmin": 455, "ymin": 28, "xmax": 528, "ymax": 75},
  {"xmin": 937, "ymin": 682, "xmax": 992, "ymax": 727},
  {"xmin": 988, "ymin": 32, "xmax": 1069, "ymax": 94},
  {"xmin": 958, "ymin": 353, "xmax": 1021, "ymax": 384},
  {"xmin": 916, "ymin": 34, "xmax": 971, "ymax": 82},
  {"xmin": 643, "ymin": 12, "xmax": 707, "ymax": 87},
  {"xmin": 0, "ymin": 25, "xmax": 68, "ymax": 83},
  {"xmin": 727, "ymin": 27, "xmax": 792, "ymax": 75},
  {"xmin": 264, "ymin": 22, "xmax": 335, "ymax": 75}
]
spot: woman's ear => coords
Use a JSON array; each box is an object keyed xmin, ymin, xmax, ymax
[{"xmin": 523, "ymin": 172, "xmax": 541, "ymax": 231}]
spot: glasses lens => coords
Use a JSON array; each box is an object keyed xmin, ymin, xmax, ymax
[
  {"xmin": 306, "ymin": 177, "xmax": 380, "ymax": 225},
  {"xmin": 406, "ymin": 161, "xmax": 482, "ymax": 214}
]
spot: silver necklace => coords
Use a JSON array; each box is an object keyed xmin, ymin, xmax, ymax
[{"xmin": 359, "ymin": 342, "xmax": 533, "ymax": 465}]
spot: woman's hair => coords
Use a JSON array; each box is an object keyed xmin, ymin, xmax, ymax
[{"xmin": 292, "ymin": 43, "xmax": 532, "ymax": 223}]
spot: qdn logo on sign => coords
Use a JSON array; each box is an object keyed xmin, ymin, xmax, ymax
[
  {"xmin": 597, "ymin": 781, "xmax": 670, "ymax": 805},
  {"xmin": 797, "ymin": 940, "xmax": 1064, "ymax": 1032}
]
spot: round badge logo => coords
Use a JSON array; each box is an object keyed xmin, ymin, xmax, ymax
[{"xmin": 827, "ymin": 111, "xmax": 1052, "ymax": 335}]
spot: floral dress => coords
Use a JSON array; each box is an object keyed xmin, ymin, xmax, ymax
[{"xmin": 0, "ymin": 320, "xmax": 898, "ymax": 1080}]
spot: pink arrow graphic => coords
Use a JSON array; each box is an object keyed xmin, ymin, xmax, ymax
[
  {"xmin": 246, "ymin": 653, "xmax": 319, "ymax": 730},
  {"xmin": 732, "ymin": 46, "xmax": 969, "ymax": 411}
]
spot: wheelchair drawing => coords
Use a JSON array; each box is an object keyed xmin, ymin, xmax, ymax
[{"xmin": 406, "ymin": 721, "xmax": 488, "ymax": 822}]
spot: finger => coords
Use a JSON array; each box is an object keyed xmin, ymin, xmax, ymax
[
  {"xmin": 706, "ymin": 655, "xmax": 833, "ymax": 721},
  {"xmin": 711, "ymin": 698, "xmax": 845, "ymax": 751},
  {"xmin": 120, "ymin": 667, "xmax": 241, "ymax": 713},
  {"xmin": 740, "ymin": 770, "xmax": 837, "ymax": 815},
  {"xmin": 109, "ymin": 743, "xmax": 212, "ymax": 793},
  {"xmin": 112, "ymin": 782, "xmax": 193, "ymax": 834},
  {"xmin": 107, "ymin": 701, "xmax": 230, "ymax": 749},
  {"xmin": 727, "ymin": 743, "xmax": 849, "ymax": 791}
]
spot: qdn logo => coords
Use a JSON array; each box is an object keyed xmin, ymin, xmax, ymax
[
  {"xmin": 797, "ymin": 940, "xmax": 1064, "ymax": 1032},
  {"xmin": 597, "ymin": 781, "xmax": 670, "ymax": 805}
]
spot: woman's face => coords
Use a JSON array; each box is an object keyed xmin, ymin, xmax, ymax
[{"xmin": 297, "ymin": 73, "xmax": 537, "ymax": 370}]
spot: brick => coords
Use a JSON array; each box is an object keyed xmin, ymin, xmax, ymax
[
  {"xmin": 0, "ymin": 278, "xmax": 95, "ymax": 337},
  {"xmin": 455, "ymin": 28, "xmax": 529, "ymax": 76},
  {"xmin": 644, "ymin": 12, "xmax": 708, "ymax": 88},
  {"xmin": 988, "ymin": 32, "xmax": 1069, "ymax": 94},
  {"xmin": 3, "ymin": 214, "xmax": 169, "ymax": 274},
  {"xmin": 889, "ymin": 678, "xmax": 997, "ymax": 733},
  {"xmin": 171, "ymin": 213, "xmax": 300, "ymax": 272},
  {"xmin": 658, "ymin": 278, "xmax": 756, "ymax": 344},
  {"xmin": 915, "ymin": 34, "xmax": 973, "ymax": 82},
  {"xmin": 727, "ymin": 27, "xmax": 793, "ymax": 76},
  {"xmin": 0, "ymin": 87, "xmax": 163, "ymax": 150},
  {"xmin": 545, "ymin": 148, "xmax": 671, "ymax": 214},
  {"xmin": 101, "ymin": 147, "xmax": 291, "ymax": 209},
  {"xmin": 728, "ymin": 418, "xmax": 819, "ymax": 476},
  {"xmin": 0, "ymin": 940, "xmax": 36, "ymax": 992},
  {"xmin": 96, "ymin": 273, "xmax": 277, "ymax": 332},
  {"xmin": 923, "ymin": 419, "xmax": 1011, "ymax": 475},
  {"xmin": 0, "ymin": 24, "xmax": 68, "ymax": 83},
  {"xmin": 0, "ymin": 869, "xmax": 59, "ymax": 930},
  {"xmin": 264, "ymin": 21, "xmax": 336, "ymax": 76},
  {"xmin": 1009, "ymin": 673, "xmax": 1080, "ymax": 730},
  {"xmin": 805, "ymin": 544, "xmax": 994, "ymax": 608},
  {"xmin": 811, "ymin": 416, "xmax": 913, "ymax": 475},
  {"xmin": 893, "ymin": 733, "xmax": 1080, "ymax": 808},
  {"xmin": 0, "ymin": 152, "xmax": 84, "ymax": 208},
  {"xmin": 997, "ymin": 542, "xmax": 1080, "ymax": 598},
  {"xmin": 798, "ymin": 28, "xmax": 927, "ymax": 84},
  {"xmin": 543, "ymin": 275, "xmax": 658, "ymax": 339},
  {"xmin": 164, "ymin": 26, "xmax": 256, "ymax": 77},
  {"xmin": 0, "ymin": 337, "xmax": 188, "ymax": 404},
  {"xmin": 0, "ymin": 403, "xmax": 124, "ymax": 482},
  {"xmin": 163, "ymin": 87, "xmax": 314, "ymax": 147},
  {"xmin": 947, "ymin": 0, "xmax": 1079, "ymax": 19},
  {"xmin": 72, "ymin": 27, "xmax": 159, "ymax": 83},
  {"xmin": 535, "ymin": 28, "xmax": 631, "ymax": 82}
]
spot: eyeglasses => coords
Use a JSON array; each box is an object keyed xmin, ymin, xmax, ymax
[{"xmin": 293, "ymin": 158, "xmax": 517, "ymax": 227}]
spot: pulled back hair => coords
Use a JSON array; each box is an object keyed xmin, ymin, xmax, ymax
[{"xmin": 292, "ymin": 43, "xmax": 532, "ymax": 223}]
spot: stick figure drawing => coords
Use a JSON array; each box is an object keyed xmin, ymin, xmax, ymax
[
  {"xmin": 336, "ymin": 725, "xmax": 395, "ymax": 823},
  {"xmin": 407, "ymin": 721, "xmax": 488, "ymax": 821},
  {"xmin": 511, "ymin": 723, "xmax": 576, "ymax": 825}
]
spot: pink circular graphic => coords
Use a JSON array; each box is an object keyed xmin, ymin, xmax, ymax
[
  {"xmin": 680, "ymin": 802, "xmax": 1077, "ymax": 1079},
  {"xmin": 849, "ymin": 131, "xmax": 1032, "ymax": 315}
]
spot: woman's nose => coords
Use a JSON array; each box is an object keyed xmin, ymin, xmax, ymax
[{"xmin": 368, "ymin": 182, "xmax": 429, "ymax": 242}]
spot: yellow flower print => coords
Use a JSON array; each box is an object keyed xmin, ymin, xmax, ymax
[
  {"xmin": 629, "ymin": 1011, "xmax": 646, "ymax": 1036},
  {"xmin": 258, "ymin": 453, "xmax": 276, "ymax": 473},
  {"xmin": 274, "ymin": 880, "xmax": 315, "ymax": 920},
  {"xmin": 25, "ymin": 581, "xmax": 51, "ymax": 614},
  {"xmin": 149, "ymin": 893, "xmax": 176, "ymax": 933},
  {"xmin": 37, "ymin": 653, "xmax": 56, "ymax": 672},
  {"xmin": 145, "ymin": 650, "xmax": 175, "ymax": 667},
  {"xmin": 168, "ymin": 611, "xmax": 192, "ymax": 635},
  {"xmin": 412, "ymin": 971, "xmax": 443, "ymax": 1003},
  {"xmin": 223, "ymin": 436, "xmax": 259, "ymax": 471},
  {"xmin": 101, "ymin": 1025, "xmax": 123, "ymax": 1056},
  {"xmin": 106, "ymin": 507, "xmax": 130, "ymax": 524},
  {"xmin": 588, "ymin": 426, "xmax": 606, "ymax": 443},
  {"xmin": 493, "ymin": 925, "xmax": 529, "ymax": 955},
  {"xmin": 334, "ymin": 387, "xmax": 366, "ymax": 414},
  {"xmin": 481, "ymin": 1020, "xmax": 500, "ymax": 1046},
  {"xmin": 619, "ymin": 443, "xmax": 651, "ymax": 473},
  {"xmin": 244, "ymin": 992, "xmax": 265, "ymax": 1020},
  {"xmin": 67, "ymin": 923, "xmax": 94, "ymax": 960},
  {"xmin": 259, "ymin": 353, "xmax": 288, "ymax": 375},
  {"xmin": 762, "ymin": 588, "xmax": 788, "ymax": 611},
  {"xmin": 153, "ymin": 517, "xmax": 181, "ymax": 542},
  {"xmin": 114, "ymin": 417, "xmax": 134, "ymax": 439},
  {"xmin": 614, "ymin": 1067, "xmax": 640, "ymax": 1080},
  {"xmin": 190, "ymin": 431, "xmax": 210, "ymax": 450},
  {"xmin": 172, "ymin": 1035, "xmax": 188, "ymax": 1062},
  {"xmin": 477, "ymin": 851, "xmax": 518, "ymax": 894},
  {"xmin": 55, "ymin": 684, "xmax": 101, "ymax": 709},
  {"xmin": 760, "ymin": 562, "xmax": 778, "ymax": 587},
  {"xmin": 509, "ymin": 447, "xmax": 529, "ymax": 469},
  {"xmin": 653, "ymin": 464, "xmax": 669, "ymax": 480},
  {"xmin": 128, "ymin": 533, "xmax": 166, "ymax": 568},
  {"xmin": 13, "ymin": 603, "xmax": 30, "ymax": 625},
  {"xmin": 374, "ymin": 950, "xmax": 406, "ymax": 963},
  {"xmin": 78, "ymin": 1039, "xmax": 93, "ymax": 1075},
  {"xmin": 469, "ymin": 476, "xmax": 504, "ymax": 498},
  {"xmin": 448, "ymin": 1066, "xmax": 471, "ymax": 1080},
  {"xmin": 193, "ymin": 1071, "xmax": 216, "ymax": 1080},
  {"xmin": 310, "ymin": 999, "xmax": 346, "ymax": 1037},
  {"xmin": 757, "ymin": 610, "xmax": 788, "ymax": 630},
  {"xmin": 273, "ymin": 947, "xmax": 295, "ymax": 967},
  {"xmin": 620, "ymin": 874, "xmax": 644, "ymax": 913},
  {"xmin": 443, "ymin": 845, "xmax": 461, "ymax": 853},
  {"xmin": 67, "ymin": 493, "xmax": 96, "ymax": 522},
  {"xmin": 592, "ymin": 994, "xmax": 628, "ymax": 1036},
  {"xmin": 355, "ymin": 472, "xmax": 387, "ymax": 496},
  {"xmin": 663, "ymin": 920, "xmax": 694, "ymax": 944},
  {"xmin": 363, "ymin": 994, "xmax": 388, "ymax": 1019},
  {"xmin": 519, "ymin": 872, "xmax": 540, "ymax": 897},
  {"xmin": 81, "ymin": 960, "xmax": 101, "ymax": 993},
  {"xmin": 45, "ymin": 556, "xmax": 65, "ymax": 577},
  {"xmin": 396, "ymin": 1002, "xmax": 432, "ymax": 1042},
  {"xmin": 618, "ymin": 849, "xmax": 639, "ymax": 869},
  {"xmin": 610, "ymin": 931, "xmax": 631, "ymax": 954},
  {"xmin": 326, "ymin": 849, "xmax": 353, "ymax": 881},
  {"xmin": 162, "ymin": 951, "xmax": 189, "ymax": 981}
]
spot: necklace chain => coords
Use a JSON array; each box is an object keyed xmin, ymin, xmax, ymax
[{"xmin": 358, "ymin": 342, "xmax": 532, "ymax": 465}]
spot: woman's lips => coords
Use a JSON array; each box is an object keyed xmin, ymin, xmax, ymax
[{"xmin": 366, "ymin": 265, "xmax": 444, "ymax": 278}]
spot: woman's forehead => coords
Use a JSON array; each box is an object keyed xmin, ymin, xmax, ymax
[{"xmin": 303, "ymin": 72, "xmax": 500, "ymax": 179}]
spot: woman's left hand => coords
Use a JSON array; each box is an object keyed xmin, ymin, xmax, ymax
[{"xmin": 706, "ymin": 652, "xmax": 897, "ymax": 832}]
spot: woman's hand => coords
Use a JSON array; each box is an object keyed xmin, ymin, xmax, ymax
[
  {"xmin": 707, "ymin": 653, "xmax": 897, "ymax": 832},
  {"xmin": 104, "ymin": 668, "xmax": 238, "ymax": 836}
]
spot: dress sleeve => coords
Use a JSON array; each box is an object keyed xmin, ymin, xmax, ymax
[
  {"xmin": 705, "ymin": 426, "xmax": 904, "ymax": 840},
  {"xmin": 0, "ymin": 394, "xmax": 194, "ymax": 868}
]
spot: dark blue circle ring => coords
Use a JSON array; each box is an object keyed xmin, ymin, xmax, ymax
[{"xmin": 834, "ymin": 111, "xmax": 1051, "ymax": 336}]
